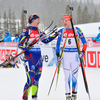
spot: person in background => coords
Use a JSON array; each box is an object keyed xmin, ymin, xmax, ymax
[
  {"xmin": 0, "ymin": 31, "xmax": 11, "ymax": 42},
  {"xmin": 13, "ymin": 34, "xmax": 20, "ymax": 42},
  {"xmin": 92, "ymin": 26, "xmax": 100, "ymax": 42}
]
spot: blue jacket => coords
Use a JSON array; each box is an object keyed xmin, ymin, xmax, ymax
[
  {"xmin": 13, "ymin": 37, "xmax": 20, "ymax": 42},
  {"xmin": 3, "ymin": 31, "xmax": 11, "ymax": 42}
]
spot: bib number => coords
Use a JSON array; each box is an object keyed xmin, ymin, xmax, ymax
[{"xmin": 68, "ymin": 39, "xmax": 71, "ymax": 45}]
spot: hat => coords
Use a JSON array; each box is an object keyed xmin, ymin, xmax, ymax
[
  {"xmin": 62, "ymin": 15, "xmax": 72, "ymax": 21},
  {"xmin": 15, "ymin": 34, "xmax": 19, "ymax": 37},
  {"xmin": 28, "ymin": 13, "xmax": 39, "ymax": 24},
  {"xmin": 5, "ymin": 31, "xmax": 9, "ymax": 35}
]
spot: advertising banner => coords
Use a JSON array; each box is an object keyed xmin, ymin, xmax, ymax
[
  {"xmin": 0, "ymin": 42, "xmax": 18, "ymax": 63},
  {"xmin": 0, "ymin": 39, "xmax": 100, "ymax": 69}
]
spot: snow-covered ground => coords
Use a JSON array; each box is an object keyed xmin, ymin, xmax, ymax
[
  {"xmin": 0, "ymin": 64, "xmax": 100, "ymax": 100},
  {"xmin": 75, "ymin": 22, "xmax": 100, "ymax": 37}
]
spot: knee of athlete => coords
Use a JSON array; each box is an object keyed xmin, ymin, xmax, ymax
[
  {"xmin": 26, "ymin": 78, "xmax": 33, "ymax": 87},
  {"xmin": 26, "ymin": 74, "xmax": 34, "ymax": 86},
  {"xmin": 33, "ymin": 80, "xmax": 39, "ymax": 86}
]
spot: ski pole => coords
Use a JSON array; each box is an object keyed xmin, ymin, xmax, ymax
[
  {"xmin": 68, "ymin": 5, "xmax": 91, "ymax": 100},
  {"xmin": 47, "ymin": 65, "xmax": 58, "ymax": 97},
  {"xmin": 47, "ymin": 29, "xmax": 68, "ymax": 96},
  {"xmin": 55, "ymin": 29, "xmax": 68, "ymax": 90}
]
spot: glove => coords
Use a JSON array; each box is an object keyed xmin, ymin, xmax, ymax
[
  {"xmin": 26, "ymin": 46, "xmax": 33, "ymax": 50},
  {"xmin": 79, "ymin": 51, "xmax": 85, "ymax": 58},
  {"xmin": 57, "ymin": 57, "xmax": 61, "ymax": 63},
  {"xmin": 42, "ymin": 32, "xmax": 45, "ymax": 35},
  {"xmin": 0, "ymin": 40, "xmax": 3, "ymax": 42},
  {"xmin": 93, "ymin": 39, "xmax": 96, "ymax": 42},
  {"xmin": 56, "ymin": 53, "xmax": 61, "ymax": 63}
]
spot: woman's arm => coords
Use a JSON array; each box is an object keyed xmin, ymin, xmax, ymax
[
  {"xmin": 76, "ymin": 27, "xmax": 87, "ymax": 52},
  {"xmin": 41, "ymin": 32, "xmax": 58, "ymax": 44},
  {"xmin": 18, "ymin": 29, "xmax": 28, "ymax": 51}
]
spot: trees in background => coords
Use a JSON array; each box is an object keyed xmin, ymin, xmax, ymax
[
  {"xmin": 0, "ymin": 0, "xmax": 100, "ymax": 38},
  {"xmin": 0, "ymin": 7, "xmax": 26, "ymax": 37}
]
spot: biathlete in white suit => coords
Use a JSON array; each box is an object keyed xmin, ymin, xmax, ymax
[{"xmin": 56, "ymin": 15, "xmax": 87, "ymax": 100}]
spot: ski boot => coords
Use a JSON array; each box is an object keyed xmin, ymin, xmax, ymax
[
  {"xmin": 66, "ymin": 93, "xmax": 72, "ymax": 100},
  {"xmin": 23, "ymin": 97, "xmax": 28, "ymax": 100},
  {"xmin": 32, "ymin": 95, "xmax": 37, "ymax": 100},
  {"xmin": 71, "ymin": 93, "xmax": 77, "ymax": 100}
]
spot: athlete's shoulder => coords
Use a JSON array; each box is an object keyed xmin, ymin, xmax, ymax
[
  {"xmin": 59, "ymin": 27, "xmax": 65, "ymax": 33},
  {"xmin": 21, "ymin": 27, "xmax": 29, "ymax": 36},
  {"xmin": 75, "ymin": 27, "xmax": 85, "ymax": 38},
  {"xmin": 75, "ymin": 27, "xmax": 83, "ymax": 35},
  {"xmin": 75, "ymin": 27, "xmax": 82, "ymax": 33},
  {"xmin": 58, "ymin": 28, "xmax": 65, "ymax": 36},
  {"xmin": 22, "ymin": 27, "xmax": 29, "ymax": 32}
]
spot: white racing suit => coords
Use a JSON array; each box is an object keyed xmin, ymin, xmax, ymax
[{"xmin": 56, "ymin": 27, "xmax": 87, "ymax": 94}]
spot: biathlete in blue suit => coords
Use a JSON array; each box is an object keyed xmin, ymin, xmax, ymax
[
  {"xmin": 56, "ymin": 15, "xmax": 87, "ymax": 100},
  {"xmin": 18, "ymin": 14, "xmax": 58, "ymax": 100}
]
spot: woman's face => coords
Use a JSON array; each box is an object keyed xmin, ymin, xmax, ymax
[
  {"xmin": 31, "ymin": 18, "xmax": 40, "ymax": 27},
  {"xmin": 62, "ymin": 19, "xmax": 71, "ymax": 28}
]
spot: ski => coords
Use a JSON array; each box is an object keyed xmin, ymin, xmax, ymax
[
  {"xmin": 10, "ymin": 25, "xmax": 57, "ymax": 61},
  {"xmin": 55, "ymin": 29, "xmax": 68, "ymax": 90},
  {"xmin": 68, "ymin": 5, "xmax": 91, "ymax": 100},
  {"xmin": 29, "ymin": 25, "xmax": 57, "ymax": 46},
  {"xmin": 0, "ymin": 21, "xmax": 56, "ymax": 65},
  {"xmin": 0, "ymin": 50, "xmax": 19, "ymax": 68},
  {"xmin": 47, "ymin": 28, "xmax": 68, "ymax": 96},
  {"xmin": 7, "ymin": 50, "xmax": 19, "ymax": 68}
]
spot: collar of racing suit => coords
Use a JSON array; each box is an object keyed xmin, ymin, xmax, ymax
[
  {"xmin": 29, "ymin": 26, "xmax": 37, "ymax": 31},
  {"xmin": 66, "ymin": 27, "xmax": 72, "ymax": 30}
]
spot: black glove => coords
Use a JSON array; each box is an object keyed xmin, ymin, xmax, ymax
[
  {"xmin": 26, "ymin": 46, "xmax": 33, "ymax": 50},
  {"xmin": 56, "ymin": 53, "xmax": 60, "ymax": 57},
  {"xmin": 0, "ymin": 40, "xmax": 3, "ymax": 42}
]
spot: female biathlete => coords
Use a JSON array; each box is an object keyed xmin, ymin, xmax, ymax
[
  {"xmin": 56, "ymin": 15, "xmax": 87, "ymax": 100},
  {"xmin": 18, "ymin": 14, "xmax": 58, "ymax": 100}
]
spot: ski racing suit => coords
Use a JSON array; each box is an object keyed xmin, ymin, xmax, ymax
[
  {"xmin": 18, "ymin": 26, "xmax": 58, "ymax": 99},
  {"xmin": 56, "ymin": 27, "xmax": 87, "ymax": 95}
]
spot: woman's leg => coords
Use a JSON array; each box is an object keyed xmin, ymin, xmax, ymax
[
  {"xmin": 22, "ymin": 61, "xmax": 35, "ymax": 100},
  {"xmin": 31, "ymin": 57, "xmax": 42, "ymax": 99}
]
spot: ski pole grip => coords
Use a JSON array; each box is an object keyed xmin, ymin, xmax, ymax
[{"xmin": 68, "ymin": 5, "xmax": 73, "ymax": 11}]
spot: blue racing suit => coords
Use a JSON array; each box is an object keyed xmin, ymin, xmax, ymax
[
  {"xmin": 13, "ymin": 37, "xmax": 20, "ymax": 42},
  {"xmin": 18, "ymin": 26, "xmax": 58, "ymax": 99}
]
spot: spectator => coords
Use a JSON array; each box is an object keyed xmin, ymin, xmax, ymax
[
  {"xmin": 13, "ymin": 34, "xmax": 20, "ymax": 42},
  {"xmin": 92, "ymin": 26, "xmax": 100, "ymax": 42},
  {"xmin": 0, "ymin": 31, "xmax": 11, "ymax": 42}
]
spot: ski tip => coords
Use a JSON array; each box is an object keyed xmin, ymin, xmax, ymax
[{"xmin": 47, "ymin": 95, "xmax": 49, "ymax": 97}]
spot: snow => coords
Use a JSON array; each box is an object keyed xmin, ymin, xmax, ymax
[
  {"xmin": 0, "ymin": 64, "xmax": 100, "ymax": 100},
  {"xmin": 58, "ymin": 22, "xmax": 100, "ymax": 37},
  {"xmin": 75, "ymin": 22, "xmax": 100, "ymax": 37}
]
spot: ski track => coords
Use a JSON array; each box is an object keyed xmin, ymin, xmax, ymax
[{"xmin": 0, "ymin": 64, "xmax": 100, "ymax": 100}]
